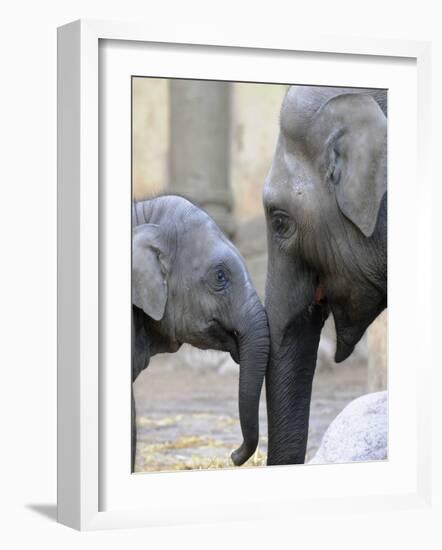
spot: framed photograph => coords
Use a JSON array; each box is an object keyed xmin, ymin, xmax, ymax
[{"xmin": 57, "ymin": 19, "xmax": 432, "ymax": 530}]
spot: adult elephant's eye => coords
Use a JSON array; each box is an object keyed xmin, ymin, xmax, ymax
[{"xmin": 271, "ymin": 211, "xmax": 293, "ymax": 238}]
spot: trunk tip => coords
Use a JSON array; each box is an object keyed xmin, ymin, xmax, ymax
[{"xmin": 231, "ymin": 441, "xmax": 258, "ymax": 466}]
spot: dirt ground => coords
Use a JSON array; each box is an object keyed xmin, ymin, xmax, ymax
[{"xmin": 133, "ymin": 351, "xmax": 367, "ymax": 472}]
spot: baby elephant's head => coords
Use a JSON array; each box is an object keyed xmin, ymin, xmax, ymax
[{"xmin": 132, "ymin": 195, "xmax": 269, "ymax": 466}]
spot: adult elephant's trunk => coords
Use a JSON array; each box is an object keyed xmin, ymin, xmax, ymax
[
  {"xmin": 231, "ymin": 299, "xmax": 269, "ymax": 466},
  {"xmin": 264, "ymin": 251, "xmax": 327, "ymax": 465},
  {"xmin": 266, "ymin": 305, "xmax": 324, "ymax": 465}
]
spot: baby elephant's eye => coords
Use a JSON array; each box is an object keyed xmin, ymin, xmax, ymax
[
  {"xmin": 216, "ymin": 269, "xmax": 227, "ymax": 283},
  {"xmin": 211, "ymin": 267, "xmax": 230, "ymax": 291}
]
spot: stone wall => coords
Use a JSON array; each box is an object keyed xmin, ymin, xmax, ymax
[
  {"xmin": 132, "ymin": 78, "xmax": 287, "ymax": 223},
  {"xmin": 367, "ymin": 311, "xmax": 388, "ymax": 391},
  {"xmin": 132, "ymin": 78, "xmax": 168, "ymax": 198},
  {"xmin": 168, "ymin": 80, "xmax": 234, "ymax": 236},
  {"xmin": 230, "ymin": 83, "xmax": 287, "ymax": 221}
]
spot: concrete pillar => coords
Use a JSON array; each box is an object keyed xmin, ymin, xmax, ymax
[
  {"xmin": 169, "ymin": 80, "xmax": 235, "ymax": 237},
  {"xmin": 367, "ymin": 310, "xmax": 388, "ymax": 391}
]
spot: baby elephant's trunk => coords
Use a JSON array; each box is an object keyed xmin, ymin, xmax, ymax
[{"xmin": 231, "ymin": 299, "xmax": 269, "ymax": 466}]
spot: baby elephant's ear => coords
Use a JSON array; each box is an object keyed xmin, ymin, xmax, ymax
[
  {"xmin": 321, "ymin": 93, "xmax": 387, "ymax": 237},
  {"xmin": 132, "ymin": 224, "xmax": 168, "ymax": 321}
]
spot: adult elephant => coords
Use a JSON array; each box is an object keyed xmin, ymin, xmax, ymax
[
  {"xmin": 132, "ymin": 195, "xmax": 269, "ymax": 470},
  {"xmin": 263, "ymin": 86, "xmax": 387, "ymax": 465}
]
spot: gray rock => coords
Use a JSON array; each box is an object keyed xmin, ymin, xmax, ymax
[{"xmin": 309, "ymin": 391, "xmax": 387, "ymax": 464}]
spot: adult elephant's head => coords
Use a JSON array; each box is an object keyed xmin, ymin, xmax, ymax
[
  {"xmin": 263, "ymin": 86, "xmax": 387, "ymax": 465},
  {"xmin": 132, "ymin": 195, "xmax": 269, "ymax": 466}
]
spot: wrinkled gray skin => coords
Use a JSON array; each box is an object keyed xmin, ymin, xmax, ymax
[
  {"xmin": 132, "ymin": 195, "xmax": 269, "ymax": 470},
  {"xmin": 264, "ymin": 87, "xmax": 387, "ymax": 465}
]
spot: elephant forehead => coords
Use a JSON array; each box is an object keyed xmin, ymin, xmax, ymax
[
  {"xmin": 281, "ymin": 86, "xmax": 330, "ymax": 139},
  {"xmin": 179, "ymin": 227, "xmax": 236, "ymax": 267},
  {"xmin": 264, "ymin": 145, "xmax": 316, "ymax": 204},
  {"xmin": 281, "ymin": 85, "xmax": 359, "ymax": 137},
  {"xmin": 180, "ymin": 229, "xmax": 213, "ymax": 257}
]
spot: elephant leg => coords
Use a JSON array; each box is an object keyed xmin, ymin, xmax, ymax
[
  {"xmin": 131, "ymin": 306, "xmax": 150, "ymax": 473},
  {"xmin": 131, "ymin": 388, "xmax": 136, "ymax": 472}
]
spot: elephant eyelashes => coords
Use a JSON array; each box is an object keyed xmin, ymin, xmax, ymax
[
  {"xmin": 215, "ymin": 269, "xmax": 227, "ymax": 283},
  {"xmin": 271, "ymin": 211, "xmax": 294, "ymax": 239},
  {"xmin": 210, "ymin": 267, "xmax": 230, "ymax": 291}
]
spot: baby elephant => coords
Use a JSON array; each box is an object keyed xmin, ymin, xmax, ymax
[{"xmin": 132, "ymin": 195, "xmax": 269, "ymax": 470}]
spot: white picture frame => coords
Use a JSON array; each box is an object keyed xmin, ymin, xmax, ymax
[{"xmin": 57, "ymin": 19, "xmax": 433, "ymax": 531}]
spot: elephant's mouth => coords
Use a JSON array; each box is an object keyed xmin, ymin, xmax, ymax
[
  {"xmin": 335, "ymin": 333, "xmax": 356, "ymax": 362},
  {"xmin": 314, "ymin": 279, "xmax": 361, "ymax": 361},
  {"xmin": 315, "ymin": 280, "xmax": 358, "ymax": 362},
  {"xmin": 331, "ymin": 306, "xmax": 369, "ymax": 363},
  {"xmin": 315, "ymin": 276, "xmax": 385, "ymax": 362},
  {"xmin": 208, "ymin": 320, "xmax": 240, "ymax": 364},
  {"xmin": 314, "ymin": 284, "xmax": 357, "ymax": 362},
  {"xmin": 221, "ymin": 328, "xmax": 240, "ymax": 365},
  {"xmin": 228, "ymin": 339, "xmax": 240, "ymax": 364},
  {"xmin": 313, "ymin": 281, "xmax": 330, "ymax": 323},
  {"xmin": 314, "ymin": 284, "xmax": 327, "ymax": 305}
]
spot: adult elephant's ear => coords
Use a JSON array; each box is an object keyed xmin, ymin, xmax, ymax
[
  {"xmin": 320, "ymin": 93, "xmax": 387, "ymax": 237},
  {"xmin": 132, "ymin": 224, "xmax": 169, "ymax": 321}
]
